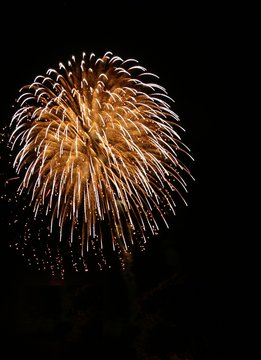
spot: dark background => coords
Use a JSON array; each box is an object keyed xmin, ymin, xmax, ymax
[{"xmin": 0, "ymin": 1, "xmax": 243, "ymax": 359}]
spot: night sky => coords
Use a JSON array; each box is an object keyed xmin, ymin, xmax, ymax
[{"xmin": 0, "ymin": 1, "xmax": 240, "ymax": 359}]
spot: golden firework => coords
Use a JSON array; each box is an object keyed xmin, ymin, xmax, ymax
[{"xmin": 9, "ymin": 51, "xmax": 193, "ymax": 266}]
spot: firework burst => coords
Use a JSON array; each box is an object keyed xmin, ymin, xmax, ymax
[{"xmin": 8, "ymin": 51, "xmax": 193, "ymax": 273}]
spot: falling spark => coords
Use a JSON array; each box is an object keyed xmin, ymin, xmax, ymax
[{"xmin": 8, "ymin": 51, "xmax": 193, "ymax": 273}]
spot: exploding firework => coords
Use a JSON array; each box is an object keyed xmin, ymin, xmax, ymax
[{"xmin": 7, "ymin": 51, "xmax": 193, "ymax": 274}]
